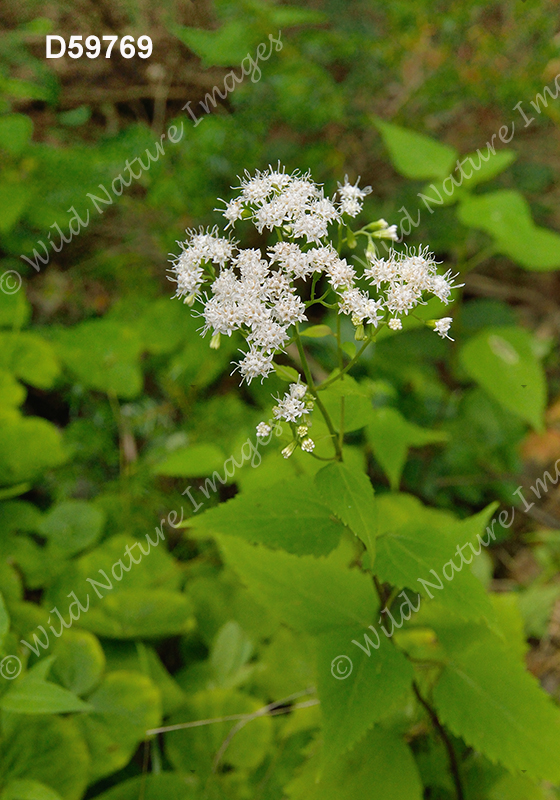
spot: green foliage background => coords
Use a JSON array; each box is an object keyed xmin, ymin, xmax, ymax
[{"xmin": 2, "ymin": 0, "xmax": 560, "ymax": 798}]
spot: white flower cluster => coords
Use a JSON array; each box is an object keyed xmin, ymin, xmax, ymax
[
  {"xmin": 170, "ymin": 166, "xmax": 460, "ymax": 386},
  {"xmin": 364, "ymin": 245, "xmax": 462, "ymax": 325},
  {"xmin": 256, "ymin": 384, "xmax": 315, "ymax": 457},
  {"xmin": 272, "ymin": 383, "xmax": 312, "ymax": 423},
  {"xmin": 222, "ymin": 166, "xmax": 372, "ymax": 243}
]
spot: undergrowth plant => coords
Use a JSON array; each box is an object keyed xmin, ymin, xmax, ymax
[{"xmin": 168, "ymin": 166, "xmax": 560, "ymax": 799}]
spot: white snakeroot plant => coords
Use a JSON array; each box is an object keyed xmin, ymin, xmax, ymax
[{"xmin": 170, "ymin": 165, "xmax": 462, "ymax": 461}]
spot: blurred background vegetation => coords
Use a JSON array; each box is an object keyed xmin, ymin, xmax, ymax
[{"xmin": 2, "ymin": 0, "xmax": 560, "ymax": 797}]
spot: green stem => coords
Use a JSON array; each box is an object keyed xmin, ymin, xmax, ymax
[
  {"xmin": 317, "ymin": 336, "xmax": 373, "ymax": 392},
  {"xmin": 412, "ymin": 682, "xmax": 464, "ymax": 800},
  {"xmin": 294, "ymin": 326, "xmax": 342, "ymax": 461}
]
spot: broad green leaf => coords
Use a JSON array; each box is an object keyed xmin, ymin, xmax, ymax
[
  {"xmin": 103, "ymin": 641, "xmax": 186, "ymax": 716},
  {"xmin": 0, "ymin": 114, "xmax": 33, "ymax": 157},
  {"xmin": 0, "ymin": 716, "xmax": 90, "ymax": 800},
  {"xmin": 51, "ymin": 630, "xmax": 105, "ymax": 696},
  {"xmin": 374, "ymin": 118, "xmax": 457, "ymax": 180},
  {"xmin": 0, "ymin": 779, "xmax": 63, "ymax": 800},
  {"xmin": 76, "ymin": 671, "xmax": 161, "ymax": 782},
  {"xmin": 153, "ymin": 443, "xmax": 226, "ymax": 477},
  {"xmin": 252, "ymin": 627, "xmax": 316, "ymax": 699},
  {"xmin": 286, "ymin": 726, "xmax": 423, "ymax": 799},
  {"xmin": 138, "ymin": 297, "xmax": 197, "ymax": 355},
  {"xmin": 0, "ymin": 183, "xmax": 31, "ymax": 234},
  {"xmin": 51, "ymin": 319, "xmax": 143, "ymax": 399},
  {"xmin": 367, "ymin": 407, "xmax": 447, "ymax": 489},
  {"xmin": 0, "ymin": 286, "xmax": 31, "ymax": 328},
  {"xmin": 165, "ymin": 688, "xmax": 272, "ymax": 775},
  {"xmin": 44, "ymin": 534, "xmax": 191, "ymax": 638},
  {"xmin": 375, "ymin": 496, "xmax": 494, "ymax": 622},
  {"xmin": 0, "ymin": 415, "xmax": 66, "ymax": 486},
  {"xmin": 274, "ymin": 363, "xmax": 301, "ymax": 382},
  {"xmin": 172, "ymin": 21, "xmax": 260, "ymax": 67},
  {"xmin": 92, "ymin": 773, "xmax": 198, "ymax": 800},
  {"xmin": 433, "ymin": 627, "xmax": 560, "ymax": 783},
  {"xmin": 0, "ymin": 332, "xmax": 60, "ymax": 389},
  {"xmin": 315, "ymin": 462, "xmax": 376, "ymax": 555},
  {"xmin": 488, "ymin": 773, "xmax": 555, "ymax": 800},
  {"xmin": 316, "ymin": 626, "xmax": 413, "ymax": 762},
  {"xmin": 459, "ymin": 326, "xmax": 546, "ymax": 430},
  {"xmin": 0, "ymin": 369, "xmax": 26, "ymax": 407},
  {"xmin": 210, "ymin": 621, "xmax": 253, "ymax": 688},
  {"xmin": 300, "ymin": 324, "xmax": 333, "ymax": 338},
  {"xmin": 38, "ymin": 501, "xmax": 106, "ymax": 556},
  {"xmin": 0, "ymin": 500, "xmax": 42, "ymax": 532},
  {"xmin": 458, "ymin": 190, "xmax": 560, "ymax": 270},
  {"xmin": 1, "ymin": 664, "xmax": 92, "ymax": 714},
  {"xmin": 190, "ymin": 477, "xmax": 342, "ymax": 556},
  {"xmin": 320, "ymin": 381, "xmax": 372, "ymax": 432},
  {"xmin": 76, "ymin": 588, "xmax": 194, "ymax": 639},
  {"xmin": 217, "ymin": 535, "xmax": 376, "ymax": 634},
  {"xmin": 420, "ymin": 149, "xmax": 517, "ymax": 206}
]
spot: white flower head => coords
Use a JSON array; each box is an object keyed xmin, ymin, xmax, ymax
[
  {"xmin": 256, "ymin": 422, "xmax": 272, "ymax": 438},
  {"xmin": 301, "ymin": 437, "xmax": 315, "ymax": 452},
  {"xmin": 434, "ymin": 317, "xmax": 454, "ymax": 340},
  {"xmin": 337, "ymin": 175, "xmax": 372, "ymax": 217},
  {"xmin": 234, "ymin": 348, "xmax": 275, "ymax": 384}
]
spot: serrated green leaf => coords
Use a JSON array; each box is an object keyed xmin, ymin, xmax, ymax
[
  {"xmin": 374, "ymin": 118, "xmax": 457, "ymax": 180},
  {"xmin": 191, "ymin": 477, "xmax": 342, "ymax": 556},
  {"xmin": 316, "ymin": 626, "xmax": 413, "ymax": 763},
  {"xmin": 459, "ymin": 326, "xmax": 546, "ymax": 430},
  {"xmin": 315, "ymin": 462, "xmax": 376, "ymax": 555},
  {"xmin": 367, "ymin": 407, "xmax": 447, "ymax": 489},
  {"xmin": 433, "ymin": 628, "xmax": 560, "ymax": 783},
  {"xmin": 217, "ymin": 535, "xmax": 376, "ymax": 634},
  {"xmin": 375, "ymin": 496, "xmax": 494, "ymax": 622}
]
